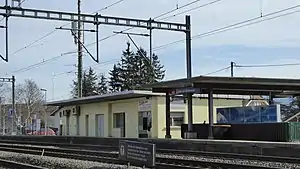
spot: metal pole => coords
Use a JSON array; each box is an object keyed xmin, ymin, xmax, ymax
[
  {"xmin": 95, "ymin": 13, "xmax": 99, "ymax": 64},
  {"xmin": 12, "ymin": 76, "xmax": 15, "ymax": 135},
  {"xmin": 149, "ymin": 26, "xmax": 153, "ymax": 83},
  {"xmin": 149, "ymin": 19, "xmax": 153, "ymax": 65},
  {"xmin": 5, "ymin": 0, "xmax": 8, "ymax": 62},
  {"xmin": 44, "ymin": 90, "xmax": 47, "ymax": 135},
  {"xmin": 230, "ymin": 61, "xmax": 234, "ymax": 77},
  {"xmin": 77, "ymin": 0, "xmax": 83, "ymax": 98},
  {"xmin": 185, "ymin": 15, "xmax": 193, "ymax": 133},
  {"xmin": 165, "ymin": 92, "xmax": 171, "ymax": 138},
  {"xmin": 52, "ymin": 78, "xmax": 54, "ymax": 101},
  {"xmin": 208, "ymin": 88, "xmax": 214, "ymax": 139}
]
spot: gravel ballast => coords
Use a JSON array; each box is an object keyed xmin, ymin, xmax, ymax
[
  {"xmin": 0, "ymin": 151, "xmax": 142, "ymax": 169},
  {"xmin": 157, "ymin": 154, "xmax": 300, "ymax": 169}
]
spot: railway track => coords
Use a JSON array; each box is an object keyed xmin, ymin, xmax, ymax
[
  {"xmin": 0, "ymin": 158, "xmax": 47, "ymax": 169},
  {"xmin": 0, "ymin": 143, "xmax": 291, "ymax": 169},
  {"xmin": 0, "ymin": 139, "xmax": 298, "ymax": 164}
]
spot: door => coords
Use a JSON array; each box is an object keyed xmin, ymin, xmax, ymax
[
  {"xmin": 95, "ymin": 114, "xmax": 104, "ymax": 137},
  {"xmin": 138, "ymin": 111, "xmax": 152, "ymax": 138},
  {"xmin": 66, "ymin": 116, "xmax": 70, "ymax": 135},
  {"xmin": 85, "ymin": 115, "xmax": 89, "ymax": 136}
]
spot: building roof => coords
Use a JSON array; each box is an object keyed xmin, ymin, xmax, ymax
[
  {"xmin": 46, "ymin": 90, "xmax": 253, "ymax": 107},
  {"xmin": 142, "ymin": 76, "xmax": 300, "ymax": 96}
]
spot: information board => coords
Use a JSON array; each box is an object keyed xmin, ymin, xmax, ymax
[{"xmin": 119, "ymin": 140, "xmax": 156, "ymax": 167}]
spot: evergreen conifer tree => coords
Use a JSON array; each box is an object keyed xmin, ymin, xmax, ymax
[
  {"xmin": 108, "ymin": 42, "xmax": 166, "ymax": 91},
  {"xmin": 97, "ymin": 73, "xmax": 108, "ymax": 95},
  {"xmin": 109, "ymin": 64, "xmax": 123, "ymax": 92},
  {"xmin": 71, "ymin": 67, "xmax": 99, "ymax": 97}
]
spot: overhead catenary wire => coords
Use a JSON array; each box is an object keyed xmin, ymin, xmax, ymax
[
  {"xmin": 153, "ymin": 0, "xmax": 203, "ymax": 19},
  {"xmin": 203, "ymin": 61, "xmax": 300, "ymax": 76},
  {"xmin": 235, "ymin": 62, "xmax": 300, "ymax": 68},
  {"xmin": 160, "ymin": 0, "xmax": 223, "ymax": 20},
  {"xmin": 53, "ymin": 59, "xmax": 119, "ymax": 78},
  {"xmin": 85, "ymin": 0, "xmax": 213, "ymax": 47},
  {"xmin": 11, "ymin": 0, "xmax": 217, "ymax": 74},
  {"xmin": 203, "ymin": 66, "xmax": 230, "ymax": 76},
  {"xmin": 153, "ymin": 4, "xmax": 300, "ymax": 51},
  {"xmin": 9, "ymin": 0, "xmax": 126, "ymax": 57},
  {"xmin": 11, "ymin": 4, "xmax": 300, "ymax": 75}
]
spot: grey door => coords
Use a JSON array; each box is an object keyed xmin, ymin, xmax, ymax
[
  {"xmin": 96, "ymin": 114, "xmax": 104, "ymax": 137},
  {"xmin": 85, "ymin": 115, "xmax": 89, "ymax": 136}
]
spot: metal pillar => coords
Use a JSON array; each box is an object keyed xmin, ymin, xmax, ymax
[
  {"xmin": 185, "ymin": 15, "xmax": 193, "ymax": 133},
  {"xmin": 165, "ymin": 92, "xmax": 171, "ymax": 138},
  {"xmin": 208, "ymin": 88, "xmax": 214, "ymax": 139},
  {"xmin": 230, "ymin": 61, "xmax": 234, "ymax": 77},
  {"xmin": 269, "ymin": 92, "xmax": 273, "ymax": 105},
  {"xmin": 77, "ymin": 0, "xmax": 83, "ymax": 98},
  {"xmin": 11, "ymin": 76, "xmax": 15, "ymax": 135}
]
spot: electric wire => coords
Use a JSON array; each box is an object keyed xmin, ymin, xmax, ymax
[
  {"xmin": 14, "ymin": 2, "xmax": 300, "ymax": 76},
  {"xmin": 53, "ymin": 59, "xmax": 118, "ymax": 78},
  {"xmin": 12, "ymin": 53, "xmax": 78, "ymax": 73},
  {"xmin": 9, "ymin": 0, "xmax": 126, "ymax": 57},
  {"xmin": 153, "ymin": 0, "xmax": 203, "ymax": 19},
  {"xmin": 85, "ymin": 0, "xmax": 211, "ymax": 47},
  {"xmin": 14, "ymin": 3, "xmax": 300, "ymax": 75},
  {"xmin": 160, "ymin": 0, "xmax": 223, "ymax": 20},
  {"xmin": 12, "ymin": 0, "xmax": 216, "ymax": 73},
  {"xmin": 203, "ymin": 66, "xmax": 230, "ymax": 76},
  {"xmin": 11, "ymin": 5, "xmax": 300, "ymax": 75},
  {"xmin": 153, "ymin": 4, "xmax": 300, "ymax": 51},
  {"xmin": 235, "ymin": 63, "xmax": 300, "ymax": 68},
  {"xmin": 203, "ymin": 62, "xmax": 300, "ymax": 76}
]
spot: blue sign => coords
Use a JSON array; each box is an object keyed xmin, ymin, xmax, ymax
[{"xmin": 217, "ymin": 104, "xmax": 281, "ymax": 124}]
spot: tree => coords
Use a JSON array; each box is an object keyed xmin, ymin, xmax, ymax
[
  {"xmin": 109, "ymin": 64, "xmax": 123, "ymax": 92},
  {"xmin": 15, "ymin": 79, "xmax": 44, "ymax": 128},
  {"xmin": 119, "ymin": 42, "xmax": 136, "ymax": 90},
  {"xmin": 136, "ymin": 48, "xmax": 165, "ymax": 84},
  {"xmin": 97, "ymin": 73, "xmax": 108, "ymax": 95},
  {"xmin": 108, "ymin": 42, "xmax": 166, "ymax": 91},
  {"xmin": 0, "ymin": 83, "xmax": 9, "ymax": 99},
  {"xmin": 72, "ymin": 67, "xmax": 99, "ymax": 97}
]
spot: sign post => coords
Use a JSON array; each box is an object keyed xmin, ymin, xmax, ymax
[{"xmin": 119, "ymin": 140, "xmax": 156, "ymax": 168}]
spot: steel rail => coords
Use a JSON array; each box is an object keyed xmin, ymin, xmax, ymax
[
  {"xmin": 0, "ymin": 140, "xmax": 298, "ymax": 164},
  {"xmin": 0, "ymin": 158, "xmax": 48, "ymax": 169},
  {"xmin": 0, "ymin": 143, "xmax": 285, "ymax": 169}
]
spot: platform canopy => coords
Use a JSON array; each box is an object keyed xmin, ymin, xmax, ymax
[{"xmin": 141, "ymin": 76, "xmax": 300, "ymax": 96}]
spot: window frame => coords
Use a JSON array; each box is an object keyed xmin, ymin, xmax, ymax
[
  {"xmin": 170, "ymin": 111, "xmax": 184, "ymax": 127},
  {"xmin": 113, "ymin": 112, "xmax": 124, "ymax": 128}
]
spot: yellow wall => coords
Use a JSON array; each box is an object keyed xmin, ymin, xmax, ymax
[
  {"xmin": 155, "ymin": 96, "xmax": 243, "ymax": 139},
  {"xmin": 58, "ymin": 96, "xmax": 243, "ymax": 139}
]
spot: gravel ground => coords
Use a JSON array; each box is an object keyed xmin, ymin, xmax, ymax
[
  {"xmin": 0, "ymin": 151, "xmax": 142, "ymax": 169},
  {"xmin": 157, "ymin": 154, "xmax": 300, "ymax": 169}
]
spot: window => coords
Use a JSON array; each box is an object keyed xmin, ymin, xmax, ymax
[
  {"xmin": 113, "ymin": 113, "xmax": 124, "ymax": 128},
  {"xmin": 170, "ymin": 112, "xmax": 184, "ymax": 127}
]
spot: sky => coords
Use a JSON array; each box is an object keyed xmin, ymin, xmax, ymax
[{"xmin": 1, "ymin": 0, "xmax": 300, "ymax": 102}]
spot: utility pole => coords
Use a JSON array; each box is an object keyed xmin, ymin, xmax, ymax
[
  {"xmin": 12, "ymin": 76, "xmax": 15, "ymax": 135},
  {"xmin": 230, "ymin": 61, "xmax": 235, "ymax": 77},
  {"xmin": 77, "ymin": 0, "xmax": 83, "ymax": 98}
]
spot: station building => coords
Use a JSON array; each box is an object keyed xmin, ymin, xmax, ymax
[{"xmin": 47, "ymin": 90, "xmax": 253, "ymax": 139}]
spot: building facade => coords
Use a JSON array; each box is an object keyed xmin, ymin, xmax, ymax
[{"xmin": 48, "ymin": 90, "xmax": 250, "ymax": 139}]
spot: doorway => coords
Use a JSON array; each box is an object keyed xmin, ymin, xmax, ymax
[
  {"xmin": 66, "ymin": 116, "xmax": 70, "ymax": 135},
  {"xmin": 138, "ymin": 111, "xmax": 152, "ymax": 138},
  {"xmin": 95, "ymin": 114, "xmax": 104, "ymax": 137},
  {"xmin": 85, "ymin": 115, "xmax": 89, "ymax": 136}
]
